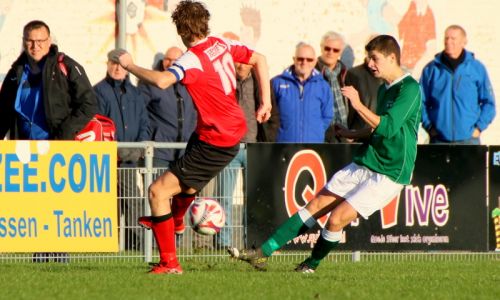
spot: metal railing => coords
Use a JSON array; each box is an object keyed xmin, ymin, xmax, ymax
[
  {"xmin": 1, "ymin": 142, "xmax": 499, "ymax": 263},
  {"xmin": 0, "ymin": 142, "xmax": 246, "ymax": 263}
]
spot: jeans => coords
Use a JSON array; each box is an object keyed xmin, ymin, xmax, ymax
[
  {"xmin": 215, "ymin": 148, "xmax": 246, "ymax": 247},
  {"xmin": 430, "ymin": 137, "xmax": 480, "ymax": 145}
]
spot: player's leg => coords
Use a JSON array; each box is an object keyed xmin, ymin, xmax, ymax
[
  {"xmin": 296, "ymin": 201, "xmax": 357, "ymax": 273},
  {"xmin": 138, "ymin": 193, "xmax": 195, "ymax": 233},
  {"xmin": 260, "ymin": 190, "xmax": 341, "ymax": 256},
  {"xmin": 228, "ymin": 163, "xmax": 363, "ymax": 270},
  {"xmin": 140, "ymin": 134, "xmax": 238, "ymax": 231},
  {"xmin": 148, "ymin": 170, "xmax": 184, "ymax": 274},
  {"xmin": 148, "ymin": 134, "xmax": 238, "ymax": 274},
  {"xmin": 228, "ymin": 189, "xmax": 340, "ymax": 270},
  {"xmin": 171, "ymin": 134, "xmax": 240, "ymax": 238},
  {"xmin": 171, "ymin": 192, "xmax": 196, "ymax": 234},
  {"xmin": 296, "ymin": 164, "xmax": 404, "ymax": 272}
]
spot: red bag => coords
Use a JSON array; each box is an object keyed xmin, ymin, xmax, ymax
[{"xmin": 75, "ymin": 114, "xmax": 116, "ymax": 141}]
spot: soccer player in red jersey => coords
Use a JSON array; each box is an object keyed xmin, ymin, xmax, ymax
[{"xmin": 117, "ymin": 0, "xmax": 271, "ymax": 274}]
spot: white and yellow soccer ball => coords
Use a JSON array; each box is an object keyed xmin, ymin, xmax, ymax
[{"xmin": 188, "ymin": 198, "xmax": 226, "ymax": 235}]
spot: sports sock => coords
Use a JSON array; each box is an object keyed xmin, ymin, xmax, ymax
[
  {"xmin": 151, "ymin": 213, "xmax": 178, "ymax": 265},
  {"xmin": 261, "ymin": 210, "xmax": 315, "ymax": 257},
  {"xmin": 305, "ymin": 229, "xmax": 341, "ymax": 269},
  {"xmin": 171, "ymin": 193, "xmax": 196, "ymax": 226}
]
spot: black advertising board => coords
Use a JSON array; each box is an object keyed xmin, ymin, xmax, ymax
[
  {"xmin": 247, "ymin": 144, "xmax": 488, "ymax": 251},
  {"xmin": 488, "ymin": 146, "xmax": 500, "ymax": 251}
]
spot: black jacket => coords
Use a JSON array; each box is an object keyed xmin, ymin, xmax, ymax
[
  {"xmin": 94, "ymin": 74, "xmax": 149, "ymax": 142},
  {"xmin": 138, "ymin": 61, "xmax": 197, "ymax": 162},
  {"xmin": 0, "ymin": 45, "xmax": 97, "ymax": 140},
  {"xmin": 345, "ymin": 62, "xmax": 382, "ymax": 130}
]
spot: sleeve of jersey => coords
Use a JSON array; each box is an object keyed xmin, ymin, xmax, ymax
[
  {"xmin": 167, "ymin": 51, "xmax": 203, "ymax": 85},
  {"xmin": 221, "ymin": 37, "xmax": 254, "ymax": 64},
  {"xmin": 375, "ymin": 81, "xmax": 422, "ymax": 139}
]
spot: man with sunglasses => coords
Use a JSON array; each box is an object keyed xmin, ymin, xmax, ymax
[
  {"xmin": 316, "ymin": 31, "xmax": 350, "ymax": 143},
  {"xmin": 271, "ymin": 42, "xmax": 333, "ymax": 143}
]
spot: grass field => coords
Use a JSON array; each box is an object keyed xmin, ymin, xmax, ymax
[{"xmin": 1, "ymin": 256, "xmax": 499, "ymax": 300}]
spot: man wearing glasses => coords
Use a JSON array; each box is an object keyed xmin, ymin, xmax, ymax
[
  {"xmin": 0, "ymin": 20, "xmax": 97, "ymax": 262},
  {"xmin": 316, "ymin": 31, "xmax": 349, "ymax": 143},
  {"xmin": 271, "ymin": 42, "xmax": 333, "ymax": 143},
  {"xmin": 0, "ymin": 20, "xmax": 97, "ymax": 141}
]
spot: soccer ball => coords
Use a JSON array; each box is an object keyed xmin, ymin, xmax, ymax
[{"xmin": 188, "ymin": 198, "xmax": 226, "ymax": 235}]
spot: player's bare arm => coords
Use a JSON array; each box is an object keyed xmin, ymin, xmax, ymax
[
  {"xmin": 248, "ymin": 51, "xmax": 272, "ymax": 123},
  {"xmin": 341, "ymin": 86, "xmax": 380, "ymax": 129},
  {"xmin": 118, "ymin": 51, "xmax": 176, "ymax": 89}
]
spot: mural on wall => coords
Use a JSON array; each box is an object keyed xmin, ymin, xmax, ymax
[
  {"xmin": 366, "ymin": 0, "xmax": 398, "ymax": 35},
  {"xmin": 0, "ymin": 0, "xmax": 14, "ymax": 84},
  {"xmin": 239, "ymin": 4, "xmax": 261, "ymax": 47},
  {"xmin": 398, "ymin": 0, "xmax": 436, "ymax": 78},
  {"xmin": 93, "ymin": 0, "xmax": 170, "ymax": 68},
  {"xmin": 0, "ymin": 0, "xmax": 498, "ymax": 143}
]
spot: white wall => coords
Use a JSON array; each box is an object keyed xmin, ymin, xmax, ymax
[{"xmin": 1, "ymin": 0, "xmax": 499, "ymax": 143}]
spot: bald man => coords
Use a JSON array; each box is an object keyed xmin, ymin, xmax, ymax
[
  {"xmin": 138, "ymin": 46, "xmax": 198, "ymax": 238},
  {"xmin": 162, "ymin": 46, "xmax": 183, "ymax": 69}
]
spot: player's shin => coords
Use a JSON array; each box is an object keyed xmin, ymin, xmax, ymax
[
  {"xmin": 261, "ymin": 208, "xmax": 316, "ymax": 257},
  {"xmin": 305, "ymin": 229, "xmax": 341, "ymax": 269},
  {"xmin": 151, "ymin": 213, "xmax": 178, "ymax": 265},
  {"xmin": 171, "ymin": 193, "xmax": 196, "ymax": 234}
]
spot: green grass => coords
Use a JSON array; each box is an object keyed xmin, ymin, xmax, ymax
[{"xmin": 1, "ymin": 258, "xmax": 499, "ymax": 300}]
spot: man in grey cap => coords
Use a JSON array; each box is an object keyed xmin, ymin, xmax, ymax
[{"xmin": 94, "ymin": 48, "xmax": 150, "ymax": 251}]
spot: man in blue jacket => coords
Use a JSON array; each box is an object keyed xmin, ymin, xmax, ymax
[
  {"xmin": 420, "ymin": 25, "xmax": 496, "ymax": 144},
  {"xmin": 272, "ymin": 42, "xmax": 333, "ymax": 143},
  {"xmin": 94, "ymin": 48, "xmax": 149, "ymax": 251}
]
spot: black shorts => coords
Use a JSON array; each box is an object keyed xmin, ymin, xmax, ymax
[{"xmin": 169, "ymin": 133, "xmax": 240, "ymax": 191}]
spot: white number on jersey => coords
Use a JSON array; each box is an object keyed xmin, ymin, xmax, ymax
[{"xmin": 213, "ymin": 53, "xmax": 236, "ymax": 95}]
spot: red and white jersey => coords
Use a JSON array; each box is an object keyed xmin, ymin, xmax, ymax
[{"xmin": 168, "ymin": 36, "xmax": 253, "ymax": 147}]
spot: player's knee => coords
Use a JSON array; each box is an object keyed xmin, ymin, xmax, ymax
[
  {"xmin": 327, "ymin": 211, "xmax": 352, "ymax": 231},
  {"xmin": 327, "ymin": 216, "xmax": 344, "ymax": 231},
  {"xmin": 148, "ymin": 182, "xmax": 167, "ymax": 203}
]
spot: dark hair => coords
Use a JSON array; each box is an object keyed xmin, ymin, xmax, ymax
[
  {"xmin": 23, "ymin": 20, "xmax": 50, "ymax": 37},
  {"xmin": 171, "ymin": 0, "xmax": 210, "ymax": 43},
  {"xmin": 365, "ymin": 35, "xmax": 401, "ymax": 65}
]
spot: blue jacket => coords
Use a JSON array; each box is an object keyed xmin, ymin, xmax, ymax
[
  {"xmin": 94, "ymin": 75, "xmax": 149, "ymax": 142},
  {"xmin": 272, "ymin": 66, "xmax": 333, "ymax": 143},
  {"xmin": 420, "ymin": 50, "xmax": 496, "ymax": 142}
]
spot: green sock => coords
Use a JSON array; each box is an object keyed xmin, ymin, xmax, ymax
[
  {"xmin": 305, "ymin": 235, "xmax": 339, "ymax": 269},
  {"xmin": 261, "ymin": 213, "xmax": 309, "ymax": 257}
]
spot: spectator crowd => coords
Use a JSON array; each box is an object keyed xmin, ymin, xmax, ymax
[{"xmin": 0, "ymin": 15, "xmax": 495, "ymax": 263}]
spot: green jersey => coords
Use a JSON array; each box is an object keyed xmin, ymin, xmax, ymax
[{"xmin": 353, "ymin": 74, "xmax": 422, "ymax": 184}]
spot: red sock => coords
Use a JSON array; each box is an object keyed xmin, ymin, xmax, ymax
[
  {"xmin": 151, "ymin": 214, "xmax": 177, "ymax": 265},
  {"xmin": 172, "ymin": 193, "xmax": 195, "ymax": 226}
]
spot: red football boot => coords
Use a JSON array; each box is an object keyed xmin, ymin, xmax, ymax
[
  {"xmin": 138, "ymin": 216, "xmax": 153, "ymax": 230},
  {"xmin": 149, "ymin": 261, "xmax": 183, "ymax": 275}
]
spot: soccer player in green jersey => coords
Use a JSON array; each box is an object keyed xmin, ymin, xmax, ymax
[{"xmin": 229, "ymin": 35, "xmax": 422, "ymax": 273}]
